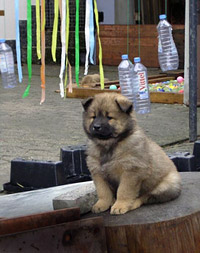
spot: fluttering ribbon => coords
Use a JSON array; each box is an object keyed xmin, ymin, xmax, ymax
[
  {"xmin": 59, "ymin": 0, "xmax": 66, "ymax": 98},
  {"xmin": 64, "ymin": 0, "xmax": 71, "ymax": 96},
  {"xmin": 23, "ymin": 0, "xmax": 32, "ymax": 98},
  {"xmin": 75, "ymin": 0, "xmax": 80, "ymax": 86},
  {"xmin": 138, "ymin": 0, "xmax": 141, "ymax": 57},
  {"xmin": 40, "ymin": 0, "xmax": 46, "ymax": 105},
  {"xmin": 89, "ymin": 0, "xmax": 94, "ymax": 64},
  {"xmin": 15, "ymin": 0, "xmax": 23, "ymax": 83},
  {"xmin": 94, "ymin": 0, "xmax": 104, "ymax": 89},
  {"xmin": 84, "ymin": 0, "xmax": 90, "ymax": 75},
  {"xmin": 127, "ymin": 0, "xmax": 130, "ymax": 55},
  {"xmin": 52, "ymin": 0, "xmax": 59, "ymax": 62},
  {"xmin": 36, "ymin": 0, "xmax": 41, "ymax": 60}
]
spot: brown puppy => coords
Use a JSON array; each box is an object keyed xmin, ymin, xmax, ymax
[{"xmin": 82, "ymin": 93, "xmax": 181, "ymax": 215}]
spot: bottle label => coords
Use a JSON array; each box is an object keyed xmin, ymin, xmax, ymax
[
  {"xmin": 0, "ymin": 54, "xmax": 7, "ymax": 73},
  {"xmin": 137, "ymin": 71, "xmax": 149, "ymax": 99}
]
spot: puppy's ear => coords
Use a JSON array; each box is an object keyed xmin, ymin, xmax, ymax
[
  {"xmin": 115, "ymin": 98, "xmax": 133, "ymax": 114},
  {"xmin": 81, "ymin": 97, "xmax": 94, "ymax": 111}
]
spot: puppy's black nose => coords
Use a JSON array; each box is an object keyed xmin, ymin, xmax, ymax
[{"xmin": 93, "ymin": 124, "xmax": 102, "ymax": 131}]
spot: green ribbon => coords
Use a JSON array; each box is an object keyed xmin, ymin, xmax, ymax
[
  {"xmin": 23, "ymin": 0, "xmax": 32, "ymax": 98},
  {"xmin": 75, "ymin": 0, "xmax": 80, "ymax": 87},
  {"xmin": 127, "ymin": 0, "xmax": 129, "ymax": 55}
]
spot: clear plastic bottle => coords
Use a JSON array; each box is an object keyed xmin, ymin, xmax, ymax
[
  {"xmin": 0, "ymin": 39, "xmax": 17, "ymax": 88},
  {"xmin": 132, "ymin": 57, "xmax": 150, "ymax": 114},
  {"xmin": 118, "ymin": 54, "xmax": 134, "ymax": 103},
  {"xmin": 157, "ymin": 14, "xmax": 179, "ymax": 72}
]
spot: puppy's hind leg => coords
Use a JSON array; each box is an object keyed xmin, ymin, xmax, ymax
[{"xmin": 146, "ymin": 171, "xmax": 181, "ymax": 204}]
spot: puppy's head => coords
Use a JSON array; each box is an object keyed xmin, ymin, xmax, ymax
[{"xmin": 82, "ymin": 93, "xmax": 136, "ymax": 146}]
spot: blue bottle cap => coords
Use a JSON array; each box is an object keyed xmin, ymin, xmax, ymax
[
  {"xmin": 0, "ymin": 39, "xmax": 6, "ymax": 43},
  {"xmin": 134, "ymin": 57, "xmax": 141, "ymax": 63},
  {"xmin": 159, "ymin": 14, "xmax": 167, "ymax": 20},
  {"xmin": 122, "ymin": 54, "xmax": 128, "ymax": 60}
]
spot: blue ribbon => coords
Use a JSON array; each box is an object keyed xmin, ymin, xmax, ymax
[
  {"xmin": 15, "ymin": 0, "xmax": 23, "ymax": 83},
  {"xmin": 89, "ymin": 0, "xmax": 94, "ymax": 64}
]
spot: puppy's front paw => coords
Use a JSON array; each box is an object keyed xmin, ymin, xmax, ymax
[
  {"xmin": 110, "ymin": 201, "xmax": 130, "ymax": 215},
  {"xmin": 110, "ymin": 199, "xmax": 142, "ymax": 215},
  {"xmin": 92, "ymin": 200, "xmax": 112, "ymax": 213}
]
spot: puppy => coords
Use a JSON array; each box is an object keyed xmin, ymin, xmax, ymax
[
  {"xmin": 81, "ymin": 74, "xmax": 109, "ymax": 87},
  {"xmin": 82, "ymin": 93, "xmax": 181, "ymax": 215}
]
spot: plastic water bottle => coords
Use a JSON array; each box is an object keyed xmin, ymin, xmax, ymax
[
  {"xmin": 118, "ymin": 54, "xmax": 134, "ymax": 103},
  {"xmin": 132, "ymin": 57, "xmax": 150, "ymax": 114},
  {"xmin": 0, "ymin": 39, "xmax": 17, "ymax": 88},
  {"xmin": 157, "ymin": 14, "xmax": 179, "ymax": 72}
]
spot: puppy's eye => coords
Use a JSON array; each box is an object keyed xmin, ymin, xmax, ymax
[
  {"xmin": 107, "ymin": 116, "xmax": 113, "ymax": 120},
  {"xmin": 91, "ymin": 115, "xmax": 96, "ymax": 119}
]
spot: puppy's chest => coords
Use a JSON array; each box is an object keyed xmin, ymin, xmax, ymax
[{"xmin": 99, "ymin": 151, "xmax": 122, "ymax": 182}]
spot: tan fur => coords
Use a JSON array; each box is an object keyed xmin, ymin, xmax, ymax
[
  {"xmin": 81, "ymin": 74, "xmax": 109, "ymax": 87},
  {"xmin": 82, "ymin": 93, "xmax": 181, "ymax": 215}
]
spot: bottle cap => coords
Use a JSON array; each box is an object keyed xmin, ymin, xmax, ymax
[
  {"xmin": 134, "ymin": 57, "xmax": 141, "ymax": 63},
  {"xmin": 159, "ymin": 14, "xmax": 167, "ymax": 20},
  {"xmin": 122, "ymin": 54, "xmax": 128, "ymax": 60},
  {"xmin": 0, "ymin": 39, "xmax": 6, "ymax": 43}
]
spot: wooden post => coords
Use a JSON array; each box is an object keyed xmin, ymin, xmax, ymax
[{"xmin": 84, "ymin": 173, "xmax": 200, "ymax": 253}]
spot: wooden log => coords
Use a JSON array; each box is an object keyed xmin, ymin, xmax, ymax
[{"xmin": 83, "ymin": 172, "xmax": 200, "ymax": 253}]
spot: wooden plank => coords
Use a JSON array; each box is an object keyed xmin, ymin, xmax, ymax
[
  {"xmin": 0, "ymin": 208, "xmax": 80, "ymax": 236},
  {"xmin": 66, "ymin": 87, "xmax": 183, "ymax": 104},
  {"xmin": 0, "ymin": 217, "xmax": 107, "ymax": 253},
  {"xmin": 0, "ymin": 11, "xmax": 4, "ymax": 16}
]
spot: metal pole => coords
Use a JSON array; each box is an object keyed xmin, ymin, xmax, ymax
[{"xmin": 189, "ymin": 0, "xmax": 197, "ymax": 142}]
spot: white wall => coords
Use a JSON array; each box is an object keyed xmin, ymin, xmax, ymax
[
  {"xmin": 96, "ymin": 0, "xmax": 115, "ymax": 25},
  {"xmin": 0, "ymin": 0, "xmax": 30, "ymax": 40}
]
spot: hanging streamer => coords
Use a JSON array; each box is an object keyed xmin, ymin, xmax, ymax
[
  {"xmin": 165, "ymin": 0, "xmax": 167, "ymax": 15},
  {"xmin": 36, "ymin": 0, "xmax": 41, "ymax": 60},
  {"xmin": 94, "ymin": 0, "xmax": 104, "ymax": 89},
  {"xmin": 40, "ymin": 0, "xmax": 46, "ymax": 104},
  {"xmin": 84, "ymin": 0, "xmax": 90, "ymax": 75},
  {"xmin": 15, "ymin": 0, "xmax": 23, "ymax": 83},
  {"xmin": 138, "ymin": 0, "xmax": 141, "ymax": 57},
  {"xmin": 23, "ymin": 0, "xmax": 32, "ymax": 98},
  {"xmin": 127, "ymin": 0, "xmax": 130, "ymax": 55},
  {"xmin": 52, "ymin": 0, "xmax": 59, "ymax": 62},
  {"xmin": 59, "ymin": 0, "xmax": 66, "ymax": 98},
  {"xmin": 64, "ymin": 0, "xmax": 71, "ymax": 96},
  {"xmin": 89, "ymin": 0, "xmax": 94, "ymax": 64},
  {"xmin": 75, "ymin": 0, "xmax": 80, "ymax": 86}
]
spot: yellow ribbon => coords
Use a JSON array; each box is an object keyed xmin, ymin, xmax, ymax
[
  {"xmin": 36, "ymin": 0, "xmax": 41, "ymax": 60},
  {"xmin": 52, "ymin": 0, "xmax": 59, "ymax": 62},
  {"xmin": 94, "ymin": 0, "xmax": 104, "ymax": 89}
]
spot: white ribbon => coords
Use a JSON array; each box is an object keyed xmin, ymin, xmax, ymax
[
  {"xmin": 84, "ymin": 0, "xmax": 90, "ymax": 75},
  {"xmin": 89, "ymin": 0, "xmax": 95, "ymax": 64},
  {"xmin": 59, "ymin": 0, "xmax": 66, "ymax": 98}
]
